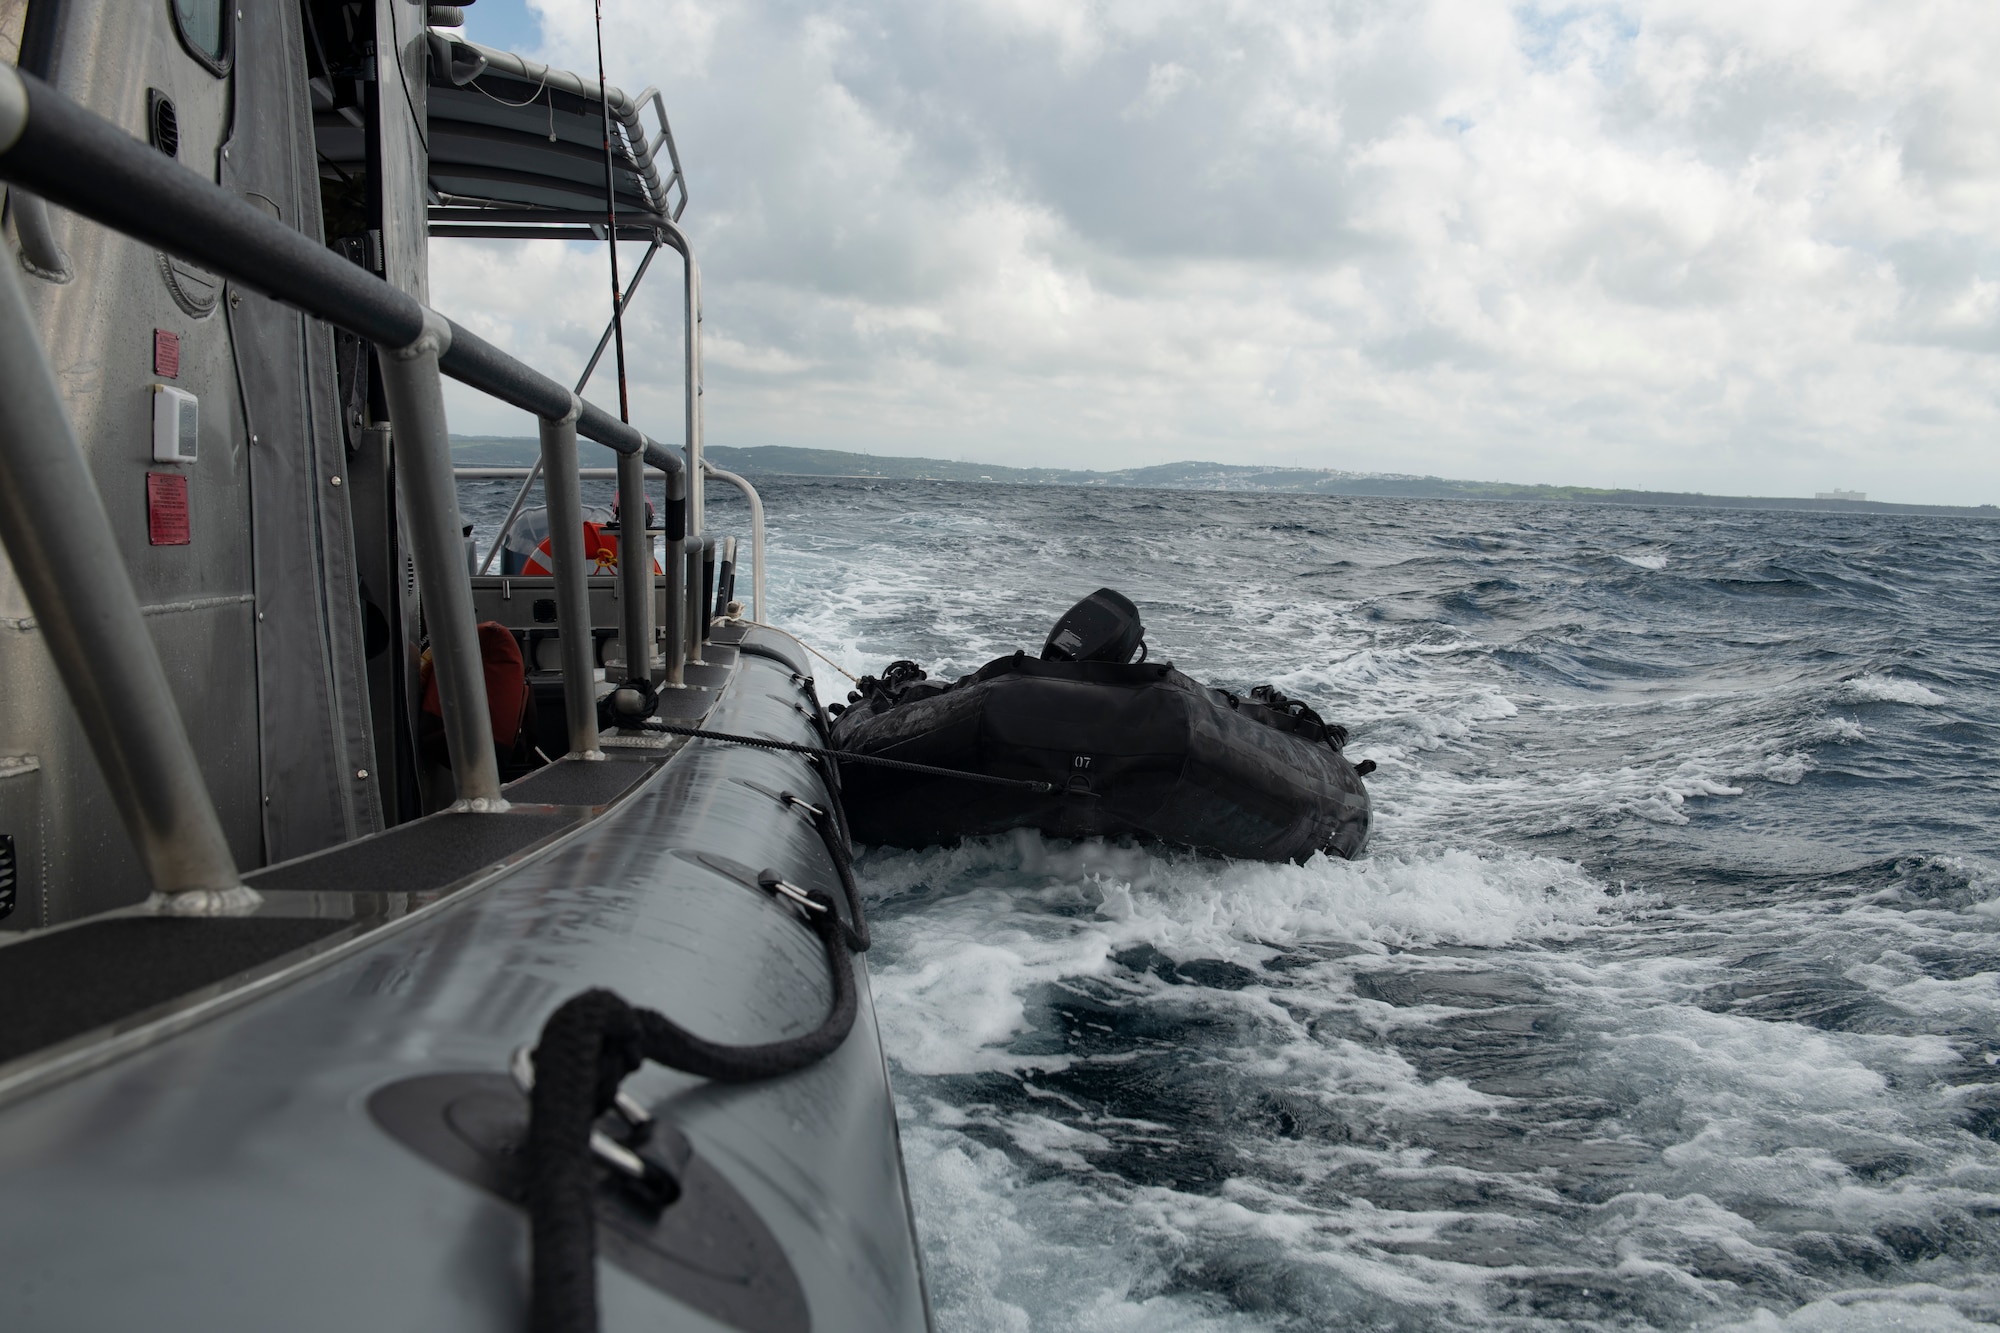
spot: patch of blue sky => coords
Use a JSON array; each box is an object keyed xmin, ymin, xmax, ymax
[
  {"xmin": 453, "ymin": 0, "xmax": 544, "ymax": 57},
  {"xmin": 1513, "ymin": 2, "xmax": 1639, "ymax": 81}
]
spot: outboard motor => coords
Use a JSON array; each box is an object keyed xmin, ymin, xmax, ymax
[{"xmin": 1041, "ymin": 588, "xmax": 1146, "ymax": 663}]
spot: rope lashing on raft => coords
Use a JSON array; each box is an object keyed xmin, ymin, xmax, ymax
[{"xmin": 633, "ymin": 718, "xmax": 1057, "ymax": 793}]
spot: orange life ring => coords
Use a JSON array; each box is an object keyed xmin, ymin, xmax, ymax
[{"xmin": 520, "ymin": 520, "xmax": 662, "ymax": 575}]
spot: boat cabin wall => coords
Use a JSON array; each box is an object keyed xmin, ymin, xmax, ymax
[{"xmin": 0, "ymin": 0, "xmax": 380, "ymax": 928}]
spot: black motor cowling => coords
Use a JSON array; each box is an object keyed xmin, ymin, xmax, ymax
[{"xmin": 1041, "ymin": 588, "xmax": 1145, "ymax": 664}]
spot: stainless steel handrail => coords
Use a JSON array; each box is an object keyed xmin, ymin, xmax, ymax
[
  {"xmin": 456, "ymin": 467, "xmax": 620, "ymax": 478},
  {"xmin": 0, "ymin": 64, "xmax": 692, "ymax": 905},
  {"xmin": 613, "ymin": 451, "xmax": 654, "ymax": 692},
  {"xmin": 0, "ymin": 221, "xmax": 251, "ymax": 913},
  {"xmin": 683, "ymin": 225, "xmax": 707, "ymax": 536},
  {"xmin": 701, "ymin": 461, "xmax": 765, "ymax": 621},
  {"xmin": 469, "ymin": 214, "xmax": 708, "ymax": 636},
  {"xmin": 536, "ymin": 401, "xmax": 600, "ymax": 757},
  {"xmin": 635, "ymin": 87, "xmax": 689, "ymax": 222},
  {"xmin": 476, "ymin": 238, "xmax": 664, "ymax": 575},
  {"xmin": 376, "ymin": 312, "xmax": 505, "ymax": 805}
]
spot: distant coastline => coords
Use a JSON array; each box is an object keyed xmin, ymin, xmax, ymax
[{"xmin": 451, "ymin": 437, "xmax": 1995, "ymax": 519}]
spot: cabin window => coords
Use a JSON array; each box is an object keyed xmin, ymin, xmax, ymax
[{"xmin": 170, "ymin": 0, "xmax": 234, "ymax": 76}]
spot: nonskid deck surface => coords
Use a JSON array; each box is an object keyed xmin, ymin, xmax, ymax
[
  {"xmin": 245, "ymin": 808, "xmax": 585, "ymax": 896},
  {"xmin": 0, "ymin": 644, "xmax": 749, "ymax": 1088},
  {"xmin": 0, "ymin": 917, "xmax": 350, "ymax": 1067},
  {"xmin": 493, "ymin": 754, "xmax": 663, "ymax": 807}
]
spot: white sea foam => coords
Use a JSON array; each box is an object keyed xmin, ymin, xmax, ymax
[
  {"xmin": 876, "ymin": 833, "xmax": 2000, "ymax": 1329},
  {"xmin": 1811, "ymin": 716, "xmax": 1866, "ymax": 743},
  {"xmin": 1712, "ymin": 1285, "xmax": 2000, "ymax": 1331},
  {"xmin": 865, "ymin": 835, "xmax": 1614, "ymax": 1077},
  {"xmin": 1757, "ymin": 751, "xmax": 1812, "ymax": 784},
  {"xmin": 650, "ymin": 479, "xmax": 2000, "ymax": 1330},
  {"xmin": 1839, "ymin": 674, "xmax": 1946, "ymax": 707},
  {"xmin": 898, "ymin": 1123, "xmax": 1339, "ymax": 1333}
]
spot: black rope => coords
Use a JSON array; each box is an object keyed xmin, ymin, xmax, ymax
[
  {"xmin": 526, "ymin": 882, "xmax": 857, "ymax": 1333},
  {"xmin": 637, "ymin": 719, "xmax": 1056, "ymax": 793},
  {"xmin": 522, "ymin": 675, "xmax": 935, "ymax": 1328}
]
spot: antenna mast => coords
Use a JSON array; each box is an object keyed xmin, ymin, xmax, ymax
[{"xmin": 594, "ymin": 0, "xmax": 630, "ymax": 425}]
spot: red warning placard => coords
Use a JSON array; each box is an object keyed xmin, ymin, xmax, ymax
[
  {"xmin": 154, "ymin": 329, "xmax": 180, "ymax": 379},
  {"xmin": 147, "ymin": 472, "xmax": 190, "ymax": 545}
]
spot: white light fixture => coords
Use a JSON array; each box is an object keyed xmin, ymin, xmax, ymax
[{"xmin": 151, "ymin": 384, "xmax": 199, "ymax": 464}]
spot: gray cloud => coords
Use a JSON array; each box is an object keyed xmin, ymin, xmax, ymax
[{"xmin": 434, "ymin": 0, "xmax": 2000, "ymax": 503}]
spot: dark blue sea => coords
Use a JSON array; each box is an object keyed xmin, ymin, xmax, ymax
[{"xmin": 465, "ymin": 476, "xmax": 2000, "ymax": 1331}]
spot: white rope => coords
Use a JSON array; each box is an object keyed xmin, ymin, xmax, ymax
[
  {"xmin": 467, "ymin": 68, "xmax": 557, "ymax": 141},
  {"xmin": 741, "ymin": 621, "xmax": 860, "ymax": 684}
]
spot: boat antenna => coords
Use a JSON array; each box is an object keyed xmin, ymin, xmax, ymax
[{"xmin": 594, "ymin": 0, "xmax": 631, "ymax": 427}]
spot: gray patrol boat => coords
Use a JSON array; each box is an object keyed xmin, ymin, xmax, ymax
[{"xmin": 0, "ymin": 3, "xmax": 928, "ymax": 1329}]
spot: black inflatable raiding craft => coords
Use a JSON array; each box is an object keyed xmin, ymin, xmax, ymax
[{"xmin": 829, "ymin": 652, "xmax": 1372, "ymax": 863}]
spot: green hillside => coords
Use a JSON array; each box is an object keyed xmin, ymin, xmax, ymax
[{"xmin": 450, "ymin": 438, "xmax": 1994, "ymax": 518}]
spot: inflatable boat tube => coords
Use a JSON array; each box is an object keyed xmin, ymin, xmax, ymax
[
  {"xmin": 830, "ymin": 653, "xmax": 1371, "ymax": 862},
  {"xmin": 0, "ymin": 630, "xmax": 930, "ymax": 1332}
]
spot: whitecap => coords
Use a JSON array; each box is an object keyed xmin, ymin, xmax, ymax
[
  {"xmin": 1711, "ymin": 1285, "xmax": 2000, "ymax": 1331},
  {"xmin": 1758, "ymin": 752, "xmax": 1811, "ymax": 785},
  {"xmin": 1839, "ymin": 674, "xmax": 1945, "ymax": 707},
  {"xmin": 863, "ymin": 833, "xmax": 1613, "ymax": 1077}
]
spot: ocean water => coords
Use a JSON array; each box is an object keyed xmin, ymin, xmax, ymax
[{"xmin": 463, "ymin": 477, "xmax": 2000, "ymax": 1331}]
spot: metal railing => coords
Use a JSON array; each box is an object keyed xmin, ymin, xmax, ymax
[
  {"xmin": 460, "ymin": 461, "xmax": 764, "ymax": 624},
  {"xmin": 0, "ymin": 65, "xmax": 696, "ymax": 909},
  {"xmin": 474, "ymin": 239, "xmax": 666, "ymax": 576},
  {"xmin": 455, "ymin": 189, "xmax": 741, "ymax": 628},
  {"xmin": 457, "ymin": 467, "xmax": 623, "ymax": 479},
  {"xmin": 702, "ymin": 461, "xmax": 765, "ymax": 621}
]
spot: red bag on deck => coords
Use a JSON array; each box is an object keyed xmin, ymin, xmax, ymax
[{"xmin": 420, "ymin": 621, "xmax": 530, "ymax": 762}]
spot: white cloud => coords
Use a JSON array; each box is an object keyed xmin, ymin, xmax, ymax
[
  {"xmin": 1123, "ymin": 62, "xmax": 1196, "ymax": 120},
  {"xmin": 435, "ymin": 0, "xmax": 2000, "ymax": 502}
]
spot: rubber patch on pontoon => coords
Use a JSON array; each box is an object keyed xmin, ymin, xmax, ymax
[
  {"xmin": 244, "ymin": 810, "xmax": 576, "ymax": 897},
  {"xmin": 371, "ymin": 1072, "xmax": 808, "ymax": 1331},
  {"xmin": 0, "ymin": 917, "xmax": 346, "ymax": 1066},
  {"xmin": 504, "ymin": 757, "xmax": 659, "ymax": 807}
]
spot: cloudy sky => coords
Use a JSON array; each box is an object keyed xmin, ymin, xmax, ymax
[{"xmin": 435, "ymin": 0, "xmax": 2000, "ymax": 504}]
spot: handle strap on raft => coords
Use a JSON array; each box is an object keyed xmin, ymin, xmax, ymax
[
  {"xmin": 782, "ymin": 791, "xmax": 872, "ymax": 951},
  {"xmin": 636, "ymin": 719, "xmax": 1057, "ymax": 793}
]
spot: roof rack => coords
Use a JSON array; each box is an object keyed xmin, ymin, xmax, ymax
[
  {"xmin": 459, "ymin": 36, "xmax": 684, "ymax": 238},
  {"xmin": 314, "ymin": 36, "xmax": 687, "ymax": 237}
]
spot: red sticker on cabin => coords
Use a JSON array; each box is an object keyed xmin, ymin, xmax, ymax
[
  {"xmin": 153, "ymin": 329, "xmax": 180, "ymax": 379},
  {"xmin": 147, "ymin": 472, "xmax": 190, "ymax": 546}
]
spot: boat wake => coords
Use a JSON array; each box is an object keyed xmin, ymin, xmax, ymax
[
  {"xmin": 461, "ymin": 474, "xmax": 2000, "ymax": 1330},
  {"xmin": 865, "ymin": 834, "xmax": 2000, "ymax": 1332}
]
